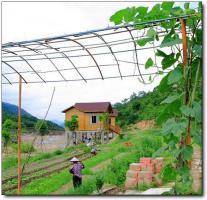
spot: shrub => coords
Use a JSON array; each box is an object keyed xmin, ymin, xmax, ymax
[
  {"xmin": 67, "ymin": 178, "xmax": 96, "ymax": 195},
  {"xmin": 160, "ymin": 164, "xmax": 177, "ymax": 183},
  {"xmin": 54, "ymin": 149, "xmax": 63, "ymax": 155},
  {"xmin": 119, "ymin": 133, "xmax": 124, "ymax": 140},
  {"xmin": 95, "ymin": 174, "xmax": 104, "ymax": 193},
  {"xmin": 39, "ymin": 153, "xmax": 53, "ymax": 160},
  {"xmin": 2, "ymin": 156, "xmax": 18, "ymax": 170},
  {"xmin": 11, "ymin": 143, "xmax": 35, "ymax": 153}
]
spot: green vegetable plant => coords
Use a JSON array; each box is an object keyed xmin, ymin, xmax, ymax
[
  {"xmin": 95, "ymin": 174, "xmax": 104, "ymax": 194},
  {"xmin": 110, "ymin": 2, "xmax": 202, "ymax": 195}
]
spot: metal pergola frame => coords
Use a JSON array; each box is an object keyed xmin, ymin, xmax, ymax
[{"xmin": 2, "ymin": 13, "xmax": 197, "ymax": 195}]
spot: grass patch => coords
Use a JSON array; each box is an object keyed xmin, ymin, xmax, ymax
[
  {"xmin": 21, "ymin": 169, "xmax": 72, "ymax": 195},
  {"xmin": 11, "ymin": 143, "xmax": 35, "ymax": 153},
  {"xmin": 66, "ymin": 178, "xmax": 96, "ymax": 195},
  {"xmin": 3, "ymin": 144, "xmax": 90, "ymax": 170}
]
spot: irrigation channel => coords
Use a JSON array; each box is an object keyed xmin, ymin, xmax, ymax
[{"xmin": 2, "ymin": 151, "xmax": 92, "ymax": 194}]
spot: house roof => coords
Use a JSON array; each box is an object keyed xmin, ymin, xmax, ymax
[
  {"xmin": 110, "ymin": 109, "xmax": 118, "ymax": 117},
  {"xmin": 62, "ymin": 102, "xmax": 114, "ymax": 113}
]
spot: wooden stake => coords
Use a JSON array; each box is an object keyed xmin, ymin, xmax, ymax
[
  {"xmin": 17, "ymin": 75, "xmax": 22, "ymax": 194},
  {"xmin": 180, "ymin": 18, "xmax": 192, "ymax": 168}
]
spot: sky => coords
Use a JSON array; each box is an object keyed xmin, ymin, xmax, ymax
[{"xmin": 1, "ymin": 1, "xmax": 196, "ymax": 124}]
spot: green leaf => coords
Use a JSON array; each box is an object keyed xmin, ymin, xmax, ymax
[
  {"xmin": 161, "ymin": 53, "xmax": 177, "ymax": 69},
  {"xmin": 162, "ymin": 118, "xmax": 176, "ymax": 135},
  {"xmin": 161, "ymin": 2, "xmax": 174, "ymax": 10},
  {"xmin": 136, "ymin": 37, "xmax": 153, "ymax": 46},
  {"xmin": 145, "ymin": 57, "xmax": 154, "ymax": 69},
  {"xmin": 193, "ymin": 101, "xmax": 201, "ymax": 122},
  {"xmin": 193, "ymin": 44, "xmax": 202, "ymax": 57},
  {"xmin": 170, "ymin": 6, "xmax": 184, "ymax": 16},
  {"xmin": 191, "ymin": 128, "xmax": 201, "ymax": 145},
  {"xmin": 160, "ymin": 33, "xmax": 182, "ymax": 48},
  {"xmin": 184, "ymin": 3, "xmax": 190, "ymax": 10},
  {"xmin": 110, "ymin": 9, "xmax": 128, "ymax": 25},
  {"xmin": 199, "ymin": 2, "xmax": 202, "ymax": 9},
  {"xmin": 195, "ymin": 29, "xmax": 202, "ymax": 44},
  {"xmin": 161, "ymin": 94, "xmax": 179, "ymax": 104},
  {"xmin": 156, "ymin": 49, "xmax": 167, "ymax": 57},
  {"xmin": 180, "ymin": 102, "xmax": 201, "ymax": 122},
  {"xmin": 158, "ymin": 73, "xmax": 170, "ymax": 92},
  {"xmin": 168, "ymin": 67, "xmax": 182, "ymax": 84},
  {"xmin": 162, "ymin": 118, "xmax": 188, "ymax": 137},
  {"xmin": 178, "ymin": 165, "xmax": 190, "ymax": 178},
  {"xmin": 152, "ymin": 146, "xmax": 167, "ymax": 158},
  {"xmin": 148, "ymin": 4, "xmax": 161, "ymax": 18},
  {"xmin": 136, "ymin": 6, "xmax": 148, "ymax": 17},
  {"xmin": 182, "ymin": 145, "xmax": 193, "ymax": 161},
  {"xmin": 156, "ymin": 99, "xmax": 182, "ymax": 125},
  {"xmin": 180, "ymin": 105, "xmax": 194, "ymax": 117},
  {"xmin": 124, "ymin": 7, "xmax": 137, "ymax": 23},
  {"xmin": 191, "ymin": 127, "xmax": 202, "ymax": 146},
  {"xmin": 147, "ymin": 28, "xmax": 157, "ymax": 38}
]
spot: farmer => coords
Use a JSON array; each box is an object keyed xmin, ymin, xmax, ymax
[
  {"xmin": 69, "ymin": 157, "xmax": 85, "ymax": 188},
  {"xmin": 91, "ymin": 146, "xmax": 97, "ymax": 156}
]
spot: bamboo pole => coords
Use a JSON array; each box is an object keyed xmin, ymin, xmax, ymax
[
  {"xmin": 180, "ymin": 18, "xmax": 192, "ymax": 168},
  {"xmin": 17, "ymin": 75, "xmax": 22, "ymax": 194}
]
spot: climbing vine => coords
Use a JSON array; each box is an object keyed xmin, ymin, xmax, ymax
[{"xmin": 110, "ymin": 2, "xmax": 202, "ymax": 194}]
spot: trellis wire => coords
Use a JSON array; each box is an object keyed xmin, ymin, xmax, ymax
[{"xmin": 2, "ymin": 14, "xmax": 194, "ymax": 85}]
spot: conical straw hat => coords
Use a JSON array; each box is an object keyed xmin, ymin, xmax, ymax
[{"xmin": 70, "ymin": 157, "xmax": 79, "ymax": 162}]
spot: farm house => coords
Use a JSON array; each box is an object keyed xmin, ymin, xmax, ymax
[{"xmin": 62, "ymin": 102, "xmax": 120, "ymax": 145}]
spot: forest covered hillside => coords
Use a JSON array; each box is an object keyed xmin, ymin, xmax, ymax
[
  {"xmin": 2, "ymin": 102, "xmax": 64, "ymax": 131},
  {"xmin": 113, "ymin": 83, "xmax": 175, "ymax": 128}
]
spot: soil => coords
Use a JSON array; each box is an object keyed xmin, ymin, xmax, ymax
[
  {"xmin": 134, "ymin": 120, "xmax": 155, "ymax": 130},
  {"xmin": 22, "ymin": 133, "xmax": 66, "ymax": 152}
]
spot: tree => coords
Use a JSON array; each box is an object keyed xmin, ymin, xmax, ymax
[
  {"xmin": 65, "ymin": 115, "xmax": 79, "ymax": 146},
  {"xmin": 99, "ymin": 113, "xmax": 110, "ymax": 143},
  {"xmin": 2, "ymin": 119, "xmax": 17, "ymax": 130},
  {"xmin": 35, "ymin": 120, "xmax": 49, "ymax": 151},
  {"xmin": 2, "ymin": 119, "xmax": 17, "ymax": 153},
  {"xmin": 110, "ymin": 2, "xmax": 202, "ymax": 194},
  {"xmin": 2, "ymin": 129, "xmax": 11, "ymax": 153}
]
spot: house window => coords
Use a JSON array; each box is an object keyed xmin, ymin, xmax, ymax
[{"xmin": 91, "ymin": 116, "xmax": 97, "ymax": 124}]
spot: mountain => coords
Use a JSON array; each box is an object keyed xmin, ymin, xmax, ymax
[
  {"xmin": 2, "ymin": 102, "xmax": 64, "ymax": 131},
  {"xmin": 2, "ymin": 102, "xmax": 32, "ymax": 117},
  {"xmin": 51, "ymin": 119, "xmax": 64, "ymax": 128}
]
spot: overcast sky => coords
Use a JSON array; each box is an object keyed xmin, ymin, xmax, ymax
[{"xmin": 2, "ymin": 1, "xmax": 195, "ymax": 124}]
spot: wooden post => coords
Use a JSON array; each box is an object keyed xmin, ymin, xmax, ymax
[
  {"xmin": 180, "ymin": 18, "xmax": 192, "ymax": 168},
  {"xmin": 17, "ymin": 75, "xmax": 22, "ymax": 194}
]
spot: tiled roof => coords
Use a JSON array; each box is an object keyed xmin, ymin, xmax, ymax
[{"xmin": 62, "ymin": 102, "xmax": 113, "ymax": 113}]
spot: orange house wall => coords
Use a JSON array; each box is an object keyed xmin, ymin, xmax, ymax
[{"xmin": 65, "ymin": 108, "xmax": 113, "ymax": 131}]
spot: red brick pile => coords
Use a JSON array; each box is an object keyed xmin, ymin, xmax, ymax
[{"xmin": 125, "ymin": 157, "xmax": 164, "ymax": 189}]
